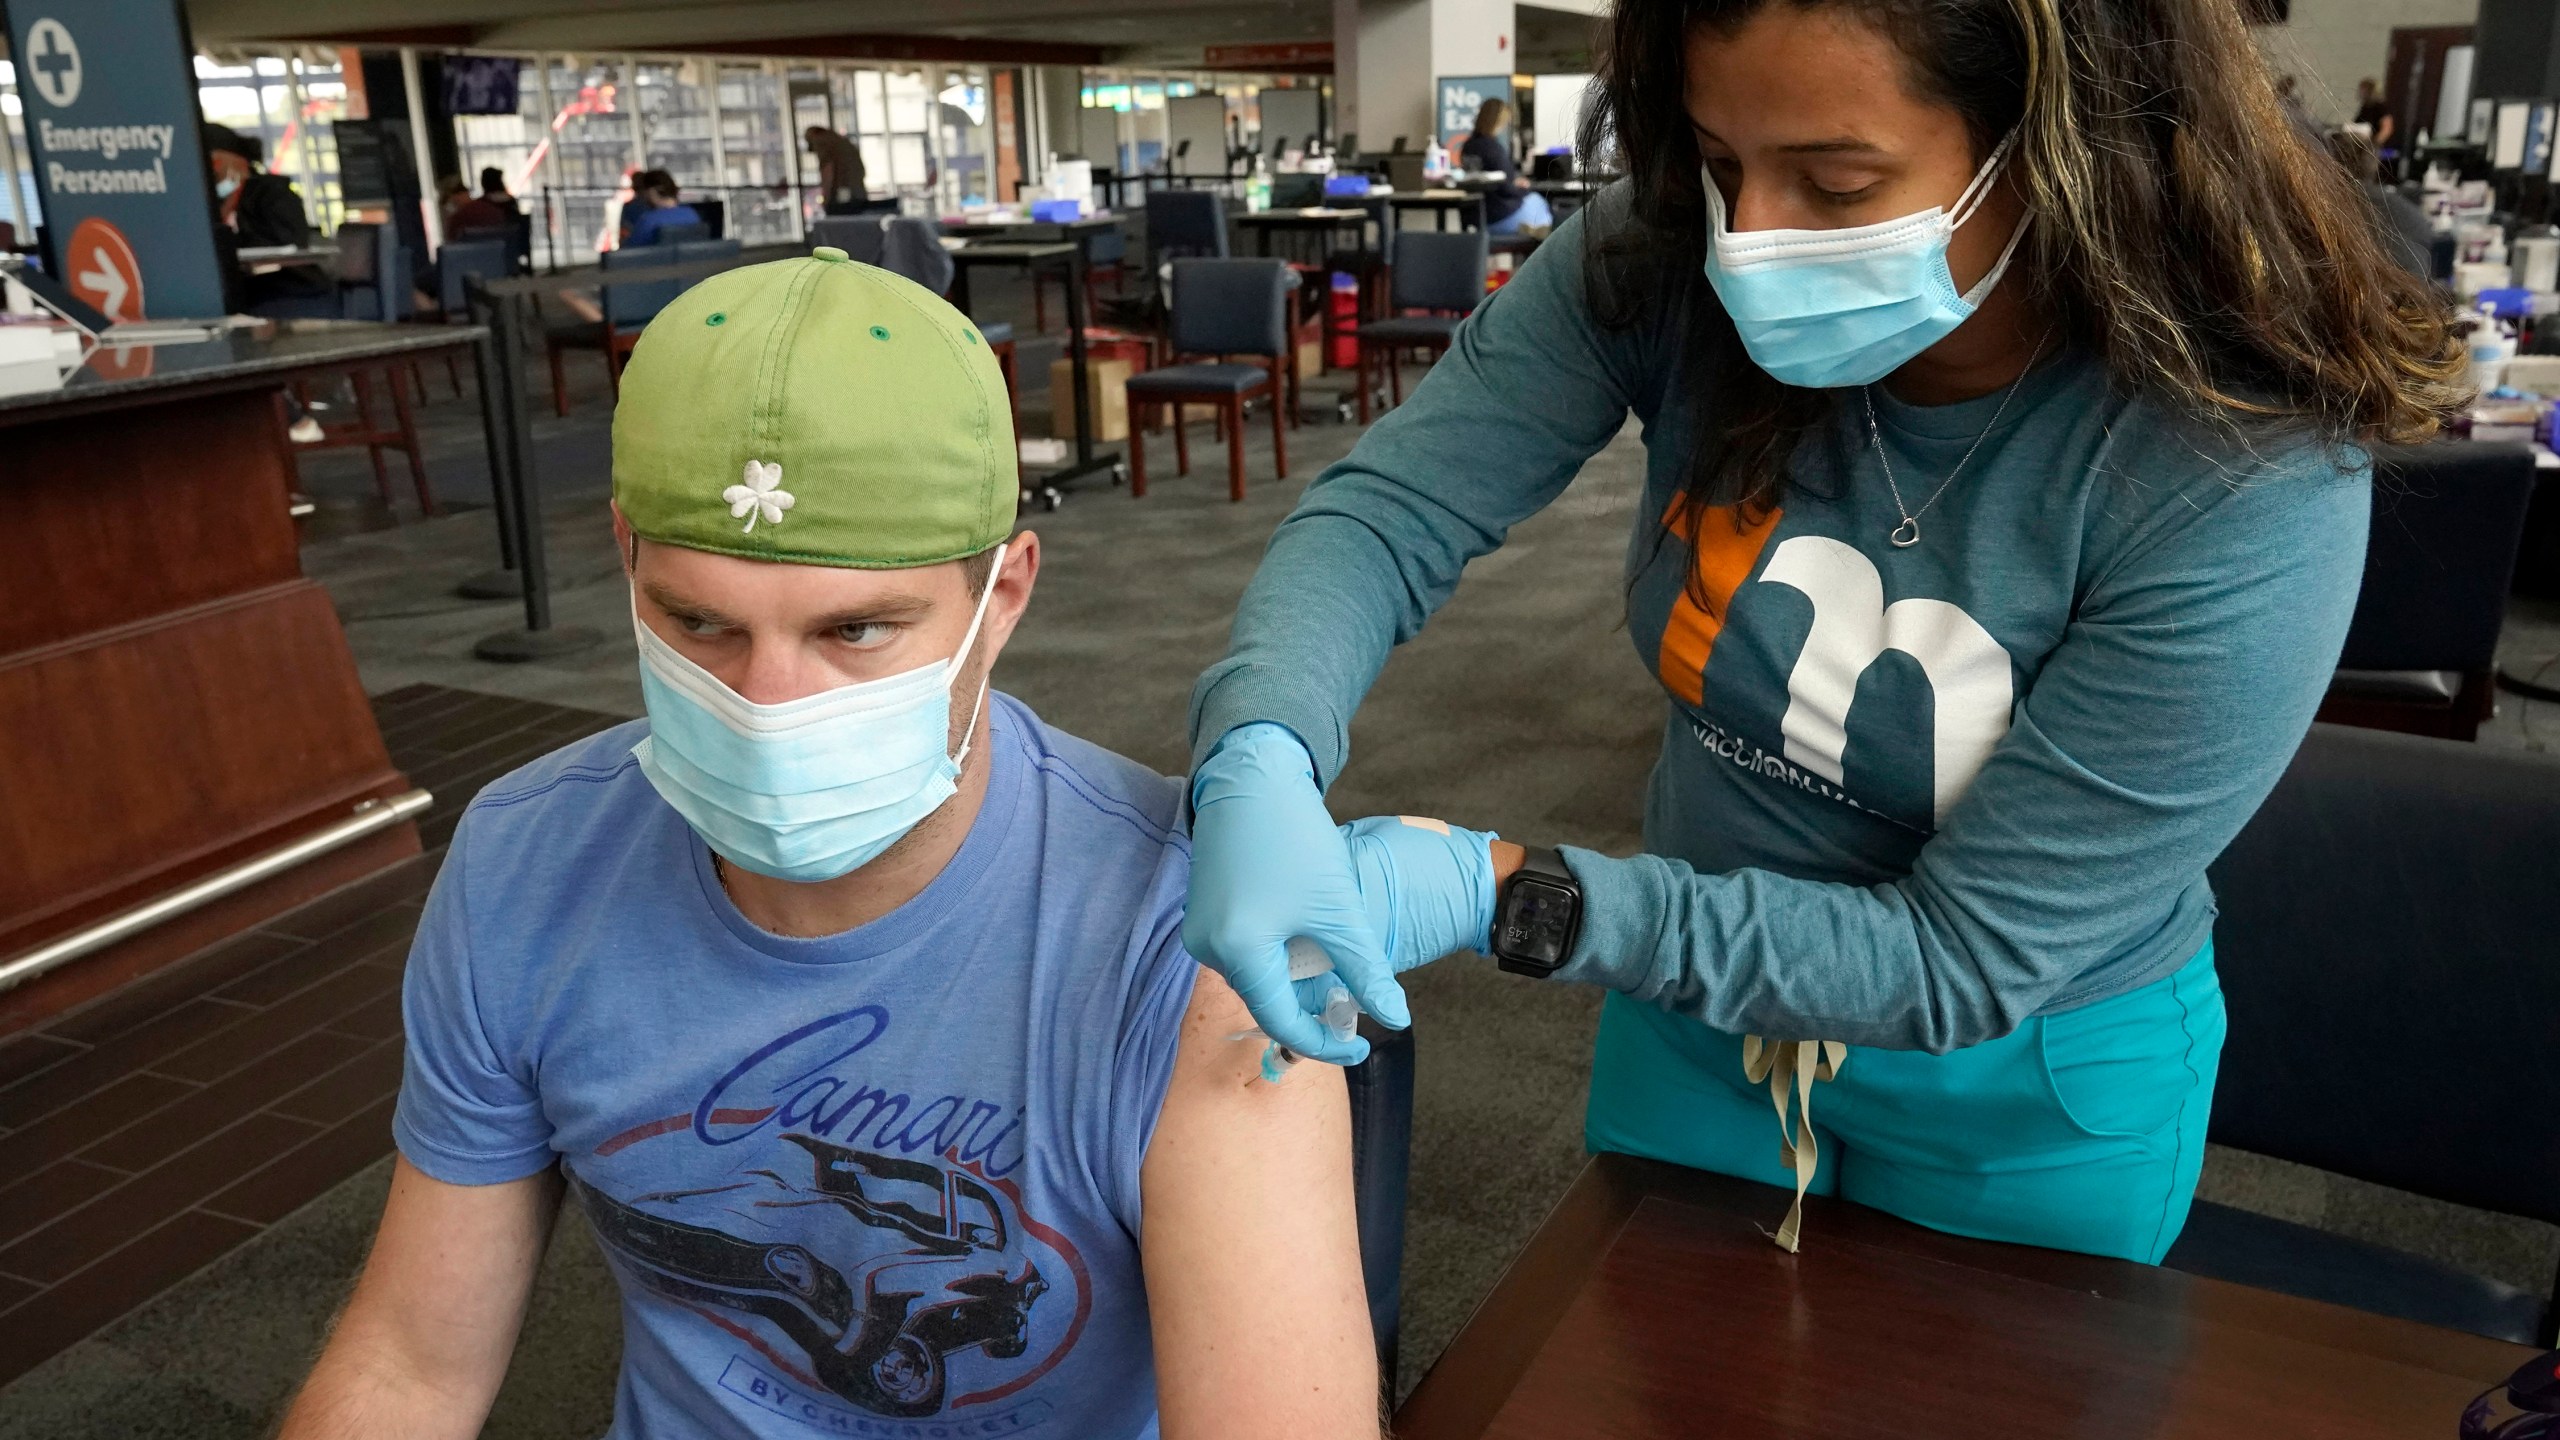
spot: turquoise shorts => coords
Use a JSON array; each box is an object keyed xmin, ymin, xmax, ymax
[{"xmin": 1584, "ymin": 945, "xmax": 2226, "ymax": 1264}]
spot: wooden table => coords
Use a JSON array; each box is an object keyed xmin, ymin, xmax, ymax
[
  {"xmin": 1396, "ymin": 1153, "xmax": 2535, "ymax": 1439},
  {"xmin": 1236, "ymin": 206, "xmax": 1374, "ymax": 257},
  {"xmin": 0, "ymin": 322, "xmax": 472, "ymax": 1031}
]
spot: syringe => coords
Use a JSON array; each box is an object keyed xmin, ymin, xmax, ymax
[{"xmin": 1229, "ymin": 937, "xmax": 1360, "ymax": 1083}]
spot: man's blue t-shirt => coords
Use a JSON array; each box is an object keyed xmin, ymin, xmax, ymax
[{"xmin": 395, "ymin": 694, "xmax": 1199, "ymax": 1439}]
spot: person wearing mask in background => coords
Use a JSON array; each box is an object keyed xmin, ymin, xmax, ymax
[
  {"xmin": 2335, "ymin": 131, "xmax": 2433, "ymax": 280},
  {"xmin": 1460, "ymin": 97, "xmax": 1553, "ymax": 234},
  {"xmin": 1182, "ymin": 0, "xmax": 2461, "ymax": 1265},
  {"xmin": 277, "ymin": 252, "xmax": 1377, "ymax": 1440},
  {"xmin": 205, "ymin": 125, "xmax": 327, "ymax": 316},
  {"xmin": 621, "ymin": 169, "xmax": 703, "ymax": 247},
  {"xmin": 480, "ymin": 165, "xmax": 522, "ymax": 219},
  {"xmin": 807, "ymin": 125, "xmax": 871, "ymax": 215}
]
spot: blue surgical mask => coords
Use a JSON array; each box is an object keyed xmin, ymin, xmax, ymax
[
  {"xmin": 1701, "ymin": 131, "xmax": 2029, "ymax": 390},
  {"xmin": 630, "ymin": 544, "xmax": 1006, "ymax": 883},
  {"xmin": 215, "ymin": 177, "xmax": 240, "ymax": 199}
]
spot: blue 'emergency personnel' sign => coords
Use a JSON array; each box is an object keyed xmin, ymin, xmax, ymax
[{"xmin": 5, "ymin": 0, "xmax": 229, "ymax": 318}]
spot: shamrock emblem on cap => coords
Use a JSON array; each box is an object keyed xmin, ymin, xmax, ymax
[{"xmin": 723, "ymin": 460, "xmax": 795, "ymax": 533}]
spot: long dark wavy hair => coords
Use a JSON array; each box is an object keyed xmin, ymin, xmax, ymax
[{"xmin": 1581, "ymin": 0, "xmax": 2466, "ymax": 560}]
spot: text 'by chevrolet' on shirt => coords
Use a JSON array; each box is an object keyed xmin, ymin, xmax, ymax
[
  {"xmin": 1191, "ymin": 186, "xmax": 2369, "ymax": 1054},
  {"xmin": 395, "ymin": 694, "xmax": 1198, "ymax": 1439}
]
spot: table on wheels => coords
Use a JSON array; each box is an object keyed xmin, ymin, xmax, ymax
[
  {"xmin": 945, "ymin": 239, "xmax": 1121, "ymax": 507},
  {"xmin": 1395, "ymin": 1152, "xmax": 2537, "ymax": 1440}
]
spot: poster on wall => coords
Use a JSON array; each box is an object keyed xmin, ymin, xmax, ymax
[
  {"xmin": 1437, "ymin": 75, "xmax": 1516, "ymax": 150},
  {"xmin": 4, "ymin": 0, "xmax": 228, "ymax": 319}
]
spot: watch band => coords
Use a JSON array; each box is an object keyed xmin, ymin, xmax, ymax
[{"xmin": 1493, "ymin": 844, "xmax": 1580, "ymax": 978}]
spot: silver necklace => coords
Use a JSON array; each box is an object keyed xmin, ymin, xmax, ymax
[{"xmin": 1863, "ymin": 329, "xmax": 2050, "ymax": 549}]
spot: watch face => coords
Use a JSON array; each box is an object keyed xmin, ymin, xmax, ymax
[{"xmin": 1498, "ymin": 877, "xmax": 1576, "ymax": 969}]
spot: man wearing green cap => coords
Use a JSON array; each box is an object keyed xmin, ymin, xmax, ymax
[{"xmin": 281, "ymin": 251, "xmax": 1380, "ymax": 1439}]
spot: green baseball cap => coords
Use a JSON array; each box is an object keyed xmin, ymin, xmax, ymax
[{"xmin": 612, "ymin": 247, "xmax": 1015, "ymax": 569}]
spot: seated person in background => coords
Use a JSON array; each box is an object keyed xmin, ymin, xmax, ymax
[
  {"xmin": 439, "ymin": 175, "xmax": 512, "ymax": 238},
  {"xmin": 277, "ymin": 252, "xmax": 1379, "ymax": 1440},
  {"xmin": 205, "ymin": 124, "xmax": 327, "ymax": 309},
  {"xmin": 621, "ymin": 168, "xmax": 703, "ymax": 247},
  {"xmin": 1460, "ymin": 97, "xmax": 1551, "ymax": 235},
  {"xmin": 480, "ymin": 165, "xmax": 522, "ymax": 219}
]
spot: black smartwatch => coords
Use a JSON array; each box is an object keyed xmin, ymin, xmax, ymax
[{"xmin": 1491, "ymin": 845, "xmax": 1582, "ymax": 978}]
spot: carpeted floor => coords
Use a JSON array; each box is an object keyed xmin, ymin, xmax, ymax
[{"xmin": 4, "ymin": 263, "xmax": 2555, "ymax": 1436}]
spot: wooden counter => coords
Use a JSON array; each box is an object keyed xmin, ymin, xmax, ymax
[{"xmin": 0, "ymin": 322, "xmax": 476, "ymax": 1031}]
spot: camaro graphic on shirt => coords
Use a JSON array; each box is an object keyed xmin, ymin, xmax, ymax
[
  {"xmin": 574, "ymin": 1005, "xmax": 1090, "ymax": 1431},
  {"xmin": 1657, "ymin": 508, "xmax": 2016, "ymax": 831}
]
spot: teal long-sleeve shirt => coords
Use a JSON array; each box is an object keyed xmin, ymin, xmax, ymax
[{"xmin": 1188, "ymin": 191, "xmax": 2371, "ymax": 1054}]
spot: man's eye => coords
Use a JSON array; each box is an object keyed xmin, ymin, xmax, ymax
[
  {"xmin": 834, "ymin": 622, "xmax": 896, "ymax": 648},
  {"xmin": 675, "ymin": 615, "xmax": 725, "ymax": 637}
]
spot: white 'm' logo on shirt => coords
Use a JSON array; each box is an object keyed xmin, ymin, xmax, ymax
[{"xmin": 1756, "ymin": 536, "xmax": 2014, "ymax": 825}]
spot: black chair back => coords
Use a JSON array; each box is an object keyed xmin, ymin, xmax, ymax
[
  {"xmin": 2205, "ymin": 724, "xmax": 2560, "ymax": 1229},
  {"xmin": 1145, "ymin": 190, "xmax": 1228, "ymax": 262},
  {"xmin": 2342, "ymin": 443, "xmax": 2536, "ymax": 672},
  {"xmin": 1166, "ymin": 258, "xmax": 1290, "ymax": 358},
  {"xmin": 437, "ymin": 238, "xmax": 510, "ymax": 317},
  {"xmin": 878, "ymin": 217, "xmax": 956, "ymax": 295},
  {"xmin": 332, "ymin": 221, "xmax": 409, "ymax": 320},
  {"xmin": 691, "ymin": 197, "xmax": 726, "ymax": 238},
  {"xmin": 1389, "ymin": 230, "xmax": 1489, "ymax": 314},
  {"xmin": 810, "ymin": 215, "xmax": 888, "ymax": 266}
]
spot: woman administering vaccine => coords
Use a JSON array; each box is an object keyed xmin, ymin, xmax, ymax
[{"xmin": 1184, "ymin": 0, "xmax": 2461, "ymax": 1259}]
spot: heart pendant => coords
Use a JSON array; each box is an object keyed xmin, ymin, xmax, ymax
[{"xmin": 1890, "ymin": 517, "xmax": 1921, "ymax": 548}]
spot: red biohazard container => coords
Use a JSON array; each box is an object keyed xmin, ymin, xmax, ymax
[{"xmin": 1328, "ymin": 273, "xmax": 1361, "ymax": 369}]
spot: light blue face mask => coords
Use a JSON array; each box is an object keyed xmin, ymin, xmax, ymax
[
  {"xmin": 630, "ymin": 545, "xmax": 1005, "ymax": 884},
  {"xmin": 1701, "ymin": 131, "xmax": 2028, "ymax": 390}
]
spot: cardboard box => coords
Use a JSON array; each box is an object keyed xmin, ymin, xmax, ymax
[
  {"xmin": 1049, "ymin": 357, "xmax": 1132, "ymax": 442},
  {"xmin": 1297, "ymin": 338, "xmax": 1324, "ymax": 380}
]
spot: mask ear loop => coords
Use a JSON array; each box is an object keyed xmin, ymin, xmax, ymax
[
  {"xmin": 946, "ymin": 542, "xmax": 1009, "ymax": 773},
  {"xmin": 1947, "ymin": 128, "xmax": 2023, "ymax": 231}
]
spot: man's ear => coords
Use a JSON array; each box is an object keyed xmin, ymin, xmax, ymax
[{"xmin": 977, "ymin": 529, "xmax": 1042, "ymax": 666}]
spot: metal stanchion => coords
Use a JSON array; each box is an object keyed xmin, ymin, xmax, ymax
[
  {"xmin": 471, "ymin": 283, "xmax": 600, "ymax": 662},
  {"xmin": 455, "ymin": 291, "xmax": 525, "ymax": 600}
]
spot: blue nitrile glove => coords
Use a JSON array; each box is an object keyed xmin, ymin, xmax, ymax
[
  {"xmin": 1340, "ymin": 815, "xmax": 1499, "ymax": 972},
  {"xmin": 1186, "ymin": 723, "xmax": 1408, "ymax": 1066}
]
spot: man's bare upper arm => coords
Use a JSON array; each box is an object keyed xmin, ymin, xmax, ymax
[
  {"xmin": 278, "ymin": 1156, "xmax": 560, "ymax": 1439},
  {"xmin": 1140, "ymin": 968, "xmax": 1381, "ymax": 1440}
]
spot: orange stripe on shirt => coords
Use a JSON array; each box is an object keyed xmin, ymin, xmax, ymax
[{"xmin": 1655, "ymin": 497, "xmax": 1782, "ymax": 707}]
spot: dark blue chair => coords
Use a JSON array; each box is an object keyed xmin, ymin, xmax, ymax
[
  {"xmin": 1124, "ymin": 257, "xmax": 1292, "ymax": 501},
  {"xmin": 1353, "ymin": 229, "xmax": 1486, "ymax": 422},
  {"xmin": 2317, "ymin": 442, "xmax": 2536, "ymax": 741},
  {"xmin": 436, "ymin": 238, "xmax": 510, "ymax": 319},
  {"xmin": 810, "ymin": 214, "xmax": 888, "ymax": 265},
  {"xmin": 332, "ymin": 220, "xmax": 411, "ymax": 321},
  {"xmin": 673, "ymin": 237, "xmax": 743, "ymax": 268},
  {"xmin": 2170, "ymin": 724, "xmax": 2560, "ymax": 1346},
  {"xmin": 1145, "ymin": 190, "xmax": 1228, "ymax": 276},
  {"xmin": 542, "ymin": 245, "xmax": 690, "ymax": 414}
]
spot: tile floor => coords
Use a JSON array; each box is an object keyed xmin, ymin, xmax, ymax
[{"xmin": 0, "ymin": 685, "xmax": 622, "ymax": 1389}]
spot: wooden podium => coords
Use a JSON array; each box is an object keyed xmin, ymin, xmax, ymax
[{"xmin": 0, "ymin": 325, "xmax": 470, "ymax": 1032}]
